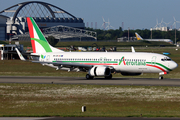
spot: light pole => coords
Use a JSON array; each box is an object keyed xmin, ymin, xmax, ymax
[
  {"xmin": 175, "ymin": 28, "xmax": 176, "ymax": 45},
  {"xmin": 151, "ymin": 27, "xmax": 152, "ymax": 40},
  {"xmin": 173, "ymin": 17, "xmax": 180, "ymax": 45},
  {"xmin": 128, "ymin": 27, "xmax": 129, "ymax": 42}
]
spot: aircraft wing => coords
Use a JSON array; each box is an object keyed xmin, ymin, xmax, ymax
[{"xmin": 32, "ymin": 61, "xmax": 93, "ymax": 69}]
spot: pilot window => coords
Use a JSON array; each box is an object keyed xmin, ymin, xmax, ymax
[{"xmin": 161, "ymin": 57, "xmax": 172, "ymax": 61}]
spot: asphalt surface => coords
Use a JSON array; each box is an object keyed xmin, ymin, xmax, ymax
[{"xmin": 0, "ymin": 76, "xmax": 180, "ymax": 86}]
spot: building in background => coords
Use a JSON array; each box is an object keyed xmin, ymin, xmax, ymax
[{"xmin": 0, "ymin": 1, "xmax": 96, "ymax": 41}]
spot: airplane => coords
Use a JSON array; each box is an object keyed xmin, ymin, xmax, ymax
[
  {"xmin": 17, "ymin": 17, "xmax": 178, "ymax": 80},
  {"xmin": 135, "ymin": 32, "xmax": 173, "ymax": 44}
]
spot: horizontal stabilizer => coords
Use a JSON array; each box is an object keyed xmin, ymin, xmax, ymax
[{"xmin": 15, "ymin": 48, "xmax": 26, "ymax": 61}]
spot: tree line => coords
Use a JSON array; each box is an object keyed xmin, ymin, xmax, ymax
[{"xmin": 86, "ymin": 27, "xmax": 180, "ymax": 42}]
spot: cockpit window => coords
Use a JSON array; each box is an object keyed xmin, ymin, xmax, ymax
[{"xmin": 161, "ymin": 57, "xmax": 172, "ymax": 61}]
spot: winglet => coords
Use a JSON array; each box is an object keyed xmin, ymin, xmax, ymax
[
  {"xmin": 135, "ymin": 32, "xmax": 143, "ymax": 40},
  {"xmin": 131, "ymin": 46, "xmax": 135, "ymax": 53},
  {"xmin": 15, "ymin": 48, "xmax": 26, "ymax": 61}
]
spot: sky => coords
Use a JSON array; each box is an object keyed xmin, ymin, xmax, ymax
[{"xmin": 0, "ymin": 0, "xmax": 180, "ymax": 30}]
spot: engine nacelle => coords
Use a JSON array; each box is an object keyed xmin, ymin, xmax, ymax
[
  {"xmin": 121, "ymin": 72, "xmax": 141, "ymax": 76},
  {"xmin": 89, "ymin": 66, "xmax": 111, "ymax": 76}
]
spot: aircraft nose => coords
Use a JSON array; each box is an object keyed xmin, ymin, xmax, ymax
[{"xmin": 170, "ymin": 61, "xmax": 178, "ymax": 70}]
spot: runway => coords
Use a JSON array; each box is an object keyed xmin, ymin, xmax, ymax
[{"xmin": 0, "ymin": 76, "xmax": 180, "ymax": 86}]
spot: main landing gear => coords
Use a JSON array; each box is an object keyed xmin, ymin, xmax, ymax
[
  {"xmin": 85, "ymin": 74, "xmax": 112, "ymax": 79},
  {"xmin": 86, "ymin": 74, "xmax": 94, "ymax": 79},
  {"xmin": 105, "ymin": 74, "xmax": 112, "ymax": 79}
]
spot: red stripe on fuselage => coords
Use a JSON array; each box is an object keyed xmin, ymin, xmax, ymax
[
  {"xmin": 146, "ymin": 64, "xmax": 166, "ymax": 72},
  {"xmin": 27, "ymin": 17, "xmax": 36, "ymax": 53}
]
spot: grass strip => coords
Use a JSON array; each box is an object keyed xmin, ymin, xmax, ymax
[{"xmin": 0, "ymin": 84, "xmax": 180, "ymax": 117}]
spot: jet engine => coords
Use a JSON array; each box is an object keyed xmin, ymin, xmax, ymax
[{"xmin": 89, "ymin": 66, "xmax": 111, "ymax": 76}]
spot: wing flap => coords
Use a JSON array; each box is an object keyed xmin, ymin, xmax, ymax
[{"xmin": 32, "ymin": 61, "xmax": 93, "ymax": 68}]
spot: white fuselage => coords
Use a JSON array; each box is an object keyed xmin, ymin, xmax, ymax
[{"xmin": 38, "ymin": 52, "xmax": 178, "ymax": 74}]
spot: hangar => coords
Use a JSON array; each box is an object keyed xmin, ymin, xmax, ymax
[
  {"xmin": 0, "ymin": 1, "xmax": 96, "ymax": 41},
  {"xmin": 0, "ymin": 15, "xmax": 8, "ymax": 40}
]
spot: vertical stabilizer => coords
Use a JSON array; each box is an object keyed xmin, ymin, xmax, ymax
[
  {"xmin": 26, "ymin": 17, "xmax": 64, "ymax": 54},
  {"xmin": 135, "ymin": 32, "xmax": 143, "ymax": 40}
]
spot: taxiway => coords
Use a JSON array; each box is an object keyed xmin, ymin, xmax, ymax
[{"xmin": 0, "ymin": 76, "xmax": 179, "ymax": 86}]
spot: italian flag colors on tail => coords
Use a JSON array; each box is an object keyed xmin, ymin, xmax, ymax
[{"xmin": 26, "ymin": 17, "xmax": 63, "ymax": 53}]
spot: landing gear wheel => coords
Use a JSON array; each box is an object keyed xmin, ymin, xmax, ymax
[
  {"xmin": 105, "ymin": 74, "xmax": 112, "ymax": 79},
  {"xmin": 159, "ymin": 76, "xmax": 163, "ymax": 80},
  {"xmin": 86, "ymin": 74, "xmax": 90, "ymax": 79},
  {"xmin": 86, "ymin": 74, "xmax": 94, "ymax": 79}
]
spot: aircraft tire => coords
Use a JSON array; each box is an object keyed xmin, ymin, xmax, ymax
[
  {"xmin": 86, "ymin": 74, "xmax": 94, "ymax": 79},
  {"xmin": 159, "ymin": 76, "xmax": 163, "ymax": 80},
  {"xmin": 105, "ymin": 74, "xmax": 112, "ymax": 79}
]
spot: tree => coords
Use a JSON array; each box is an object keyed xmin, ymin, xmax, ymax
[
  {"xmin": 105, "ymin": 33, "xmax": 111, "ymax": 40},
  {"xmin": 47, "ymin": 36, "xmax": 58, "ymax": 47},
  {"xmin": 85, "ymin": 27, "xmax": 180, "ymax": 42}
]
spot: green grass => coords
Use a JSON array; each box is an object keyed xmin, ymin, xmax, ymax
[
  {"xmin": 55, "ymin": 41, "xmax": 174, "ymax": 47},
  {"xmin": 8, "ymin": 40, "xmax": 174, "ymax": 48},
  {"xmin": 0, "ymin": 84, "xmax": 180, "ymax": 117}
]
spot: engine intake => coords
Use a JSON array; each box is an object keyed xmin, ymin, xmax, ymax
[{"xmin": 89, "ymin": 66, "xmax": 111, "ymax": 76}]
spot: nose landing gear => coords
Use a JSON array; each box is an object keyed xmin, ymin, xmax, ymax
[
  {"xmin": 159, "ymin": 76, "xmax": 163, "ymax": 80},
  {"xmin": 159, "ymin": 72, "xmax": 168, "ymax": 80}
]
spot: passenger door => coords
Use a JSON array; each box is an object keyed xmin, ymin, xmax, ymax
[
  {"xmin": 151, "ymin": 56, "xmax": 156, "ymax": 66},
  {"xmin": 46, "ymin": 55, "xmax": 50, "ymax": 61}
]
